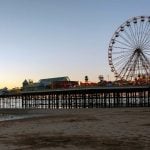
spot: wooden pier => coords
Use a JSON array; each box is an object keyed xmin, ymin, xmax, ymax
[{"xmin": 0, "ymin": 86, "xmax": 150, "ymax": 109}]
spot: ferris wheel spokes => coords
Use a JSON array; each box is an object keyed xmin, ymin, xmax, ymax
[{"xmin": 108, "ymin": 16, "xmax": 150, "ymax": 81}]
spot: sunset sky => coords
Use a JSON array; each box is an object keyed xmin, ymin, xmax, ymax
[{"xmin": 0, "ymin": 0, "xmax": 149, "ymax": 88}]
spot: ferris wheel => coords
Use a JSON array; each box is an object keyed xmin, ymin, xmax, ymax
[{"xmin": 108, "ymin": 16, "xmax": 150, "ymax": 81}]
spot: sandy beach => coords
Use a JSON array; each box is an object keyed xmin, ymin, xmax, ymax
[{"xmin": 0, "ymin": 108, "xmax": 150, "ymax": 150}]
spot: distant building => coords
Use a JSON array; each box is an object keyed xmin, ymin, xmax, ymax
[
  {"xmin": 0, "ymin": 87, "xmax": 8, "ymax": 95},
  {"xmin": 39, "ymin": 76, "xmax": 70, "ymax": 87},
  {"xmin": 22, "ymin": 76, "xmax": 78, "ymax": 91}
]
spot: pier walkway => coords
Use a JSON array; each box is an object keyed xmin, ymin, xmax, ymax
[{"xmin": 0, "ymin": 86, "xmax": 149, "ymax": 109}]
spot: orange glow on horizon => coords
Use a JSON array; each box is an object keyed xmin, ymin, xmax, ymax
[{"xmin": 0, "ymin": 74, "xmax": 115, "ymax": 89}]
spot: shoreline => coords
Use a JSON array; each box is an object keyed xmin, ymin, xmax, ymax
[
  {"xmin": 0, "ymin": 107, "xmax": 150, "ymax": 121},
  {"xmin": 0, "ymin": 108, "xmax": 150, "ymax": 149}
]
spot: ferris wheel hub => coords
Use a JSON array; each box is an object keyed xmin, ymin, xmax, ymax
[{"xmin": 135, "ymin": 48, "xmax": 141, "ymax": 53}]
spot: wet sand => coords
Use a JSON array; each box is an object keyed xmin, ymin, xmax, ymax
[{"xmin": 0, "ymin": 108, "xmax": 150, "ymax": 150}]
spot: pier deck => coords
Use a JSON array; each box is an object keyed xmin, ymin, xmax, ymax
[{"xmin": 0, "ymin": 86, "xmax": 149, "ymax": 109}]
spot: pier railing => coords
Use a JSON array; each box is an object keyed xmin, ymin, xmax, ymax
[{"xmin": 0, "ymin": 86, "xmax": 149, "ymax": 109}]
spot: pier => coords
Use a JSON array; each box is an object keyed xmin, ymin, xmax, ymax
[{"xmin": 0, "ymin": 86, "xmax": 149, "ymax": 109}]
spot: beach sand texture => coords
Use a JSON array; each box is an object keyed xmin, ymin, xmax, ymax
[{"xmin": 0, "ymin": 108, "xmax": 150, "ymax": 150}]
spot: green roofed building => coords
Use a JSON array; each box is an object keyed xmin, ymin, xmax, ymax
[
  {"xmin": 39, "ymin": 76, "xmax": 70, "ymax": 87},
  {"xmin": 22, "ymin": 76, "xmax": 78, "ymax": 91}
]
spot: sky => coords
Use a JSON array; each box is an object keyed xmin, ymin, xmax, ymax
[{"xmin": 0, "ymin": 0, "xmax": 150, "ymax": 88}]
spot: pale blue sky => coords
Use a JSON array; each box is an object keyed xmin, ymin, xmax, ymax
[{"xmin": 0, "ymin": 0, "xmax": 149, "ymax": 88}]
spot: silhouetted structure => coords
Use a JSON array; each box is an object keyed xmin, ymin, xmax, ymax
[
  {"xmin": 0, "ymin": 86, "xmax": 149, "ymax": 109},
  {"xmin": 22, "ymin": 76, "xmax": 79, "ymax": 91}
]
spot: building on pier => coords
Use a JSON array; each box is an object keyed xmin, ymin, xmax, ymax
[
  {"xmin": 22, "ymin": 76, "xmax": 79, "ymax": 91},
  {"xmin": 0, "ymin": 87, "xmax": 8, "ymax": 95}
]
